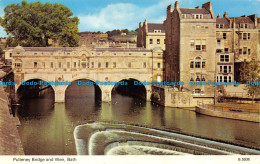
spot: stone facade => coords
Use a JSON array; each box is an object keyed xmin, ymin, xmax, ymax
[
  {"xmin": 164, "ymin": 1, "xmax": 216, "ymax": 95},
  {"xmin": 137, "ymin": 20, "xmax": 165, "ymax": 50},
  {"xmin": 164, "ymin": 1, "xmax": 260, "ymax": 95},
  {"xmin": 8, "ymin": 45, "xmax": 163, "ymax": 103}
]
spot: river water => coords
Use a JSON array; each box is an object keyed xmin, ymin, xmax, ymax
[{"xmin": 17, "ymin": 84, "xmax": 260, "ymax": 155}]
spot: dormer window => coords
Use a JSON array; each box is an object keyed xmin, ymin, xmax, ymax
[
  {"xmin": 193, "ymin": 14, "xmax": 203, "ymax": 19},
  {"xmin": 154, "ymin": 30, "xmax": 161, "ymax": 33}
]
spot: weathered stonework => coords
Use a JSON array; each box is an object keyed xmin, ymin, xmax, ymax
[{"xmin": 7, "ymin": 46, "xmax": 163, "ymax": 103}]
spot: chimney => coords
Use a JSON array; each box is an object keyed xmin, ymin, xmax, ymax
[
  {"xmin": 175, "ymin": 1, "xmax": 179, "ymax": 9},
  {"xmin": 144, "ymin": 19, "xmax": 148, "ymax": 33},
  {"xmin": 202, "ymin": 1, "xmax": 212, "ymax": 11},
  {"xmin": 195, "ymin": 6, "xmax": 200, "ymax": 9},
  {"xmin": 223, "ymin": 11, "xmax": 229, "ymax": 18},
  {"xmin": 167, "ymin": 4, "xmax": 173, "ymax": 13},
  {"xmin": 217, "ymin": 13, "xmax": 221, "ymax": 18},
  {"xmin": 202, "ymin": 1, "xmax": 215, "ymax": 18}
]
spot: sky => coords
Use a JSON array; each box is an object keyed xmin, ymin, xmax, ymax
[{"xmin": 0, "ymin": 0, "xmax": 260, "ymax": 37}]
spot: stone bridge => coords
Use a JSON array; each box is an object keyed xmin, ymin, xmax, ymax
[{"xmin": 7, "ymin": 46, "xmax": 163, "ymax": 103}]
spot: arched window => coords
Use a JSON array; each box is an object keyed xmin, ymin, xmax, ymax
[{"xmin": 195, "ymin": 57, "xmax": 201, "ymax": 68}]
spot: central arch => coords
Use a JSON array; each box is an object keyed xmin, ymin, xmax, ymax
[
  {"xmin": 111, "ymin": 78, "xmax": 147, "ymax": 101},
  {"xmin": 65, "ymin": 79, "xmax": 102, "ymax": 102}
]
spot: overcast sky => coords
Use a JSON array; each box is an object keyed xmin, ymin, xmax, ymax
[{"xmin": 0, "ymin": 0, "xmax": 260, "ymax": 37}]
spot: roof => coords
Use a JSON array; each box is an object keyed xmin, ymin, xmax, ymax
[
  {"xmin": 147, "ymin": 23, "xmax": 165, "ymax": 33},
  {"xmin": 6, "ymin": 47, "xmax": 75, "ymax": 52},
  {"xmin": 180, "ymin": 8, "xmax": 210, "ymax": 14},
  {"xmin": 96, "ymin": 48, "xmax": 151, "ymax": 52},
  {"xmin": 216, "ymin": 18, "xmax": 230, "ymax": 28},
  {"xmin": 230, "ymin": 17, "xmax": 254, "ymax": 24}
]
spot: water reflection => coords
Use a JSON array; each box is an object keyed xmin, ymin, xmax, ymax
[{"xmin": 17, "ymin": 85, "xmax": 260, "ymax": 155}]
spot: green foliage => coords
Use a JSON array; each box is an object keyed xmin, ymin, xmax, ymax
[
  {"xmin": 106, "ymin": 28, "xmax": 137, "ymax": 37},
  {"xmin": 239, "ymin": 60, "xmax": 260, "ymax": 102},
  {"xmin": 0, "ymin": 1, "xmax": 80, "ymax": 47}
]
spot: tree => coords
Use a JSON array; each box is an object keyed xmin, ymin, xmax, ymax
[
  {"xmin": 0, "ymin": 1, "xmax": 80, "ymax": 47},
  {"xmin": 240, "ymin": 60, "xmax": 260, "ymax": 103}
]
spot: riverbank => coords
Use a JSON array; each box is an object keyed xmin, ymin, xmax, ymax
[
  {"xmin": 196, "ymin": 103, "xmax": 260, "ymax": 123},
  {"xmin": 0, "ymin": 85, "xmax": 24, "ymax": 155}
]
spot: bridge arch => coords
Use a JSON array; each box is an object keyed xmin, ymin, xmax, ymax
[
  {"xmin": 16, "ymin": 78, "xmax": 55, "ymax": 101},
  {"xmin": 111, "ymin": 78, "xmax": 149, "ymax": 101},
  {"xmin": 65, "ymin": 78, "xmax": 102, "ymax": 101}
]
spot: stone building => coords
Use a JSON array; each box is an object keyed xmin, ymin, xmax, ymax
[
  {"xmin": 215, "ymin": 12, "xmax": 260, "ymax": 81},
  {"xmin": 164, "ymin": 1, "xmax": 216, "ymax": 95},
  {"xmin": 7, "ymin": 45, "xmax": 163, "ymax": 102},
  {"xmin": 137, "ymin": 20, "xmax": 165, "ymax": 50}
]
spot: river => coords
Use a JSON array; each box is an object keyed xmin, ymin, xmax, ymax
[{"xmin": 17, "ymin": 84, "xmax": 260, "ymax": 155}]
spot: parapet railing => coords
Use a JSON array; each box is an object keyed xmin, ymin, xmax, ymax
[{"xmin": 197, "ymin": 102, "xmax": 260, "ymax": 115}]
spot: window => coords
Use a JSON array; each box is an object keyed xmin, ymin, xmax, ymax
[
  {"xmin": 205, "ymin": 26, "xmax": 208, "ymax": 33},
  {"xmin": 128, "ymin": 62, "xmax": 131, "ymax": 68},
  {"xmin": 243, "ymin": 33, "xmax": 247, "ymax": 40},
  {"xmin": 195, "ymin": 40, "xmax": 201, "ymax": 51},
  {"xmin": 10, "ymin": 53, "xmax": 12, "ymax": 57},
  {"xmin": 34, "ymin": 53, "xmax": 37, "ymax": 55},
  {"xmin": 220, "ymin": 55, "xmax": 229, "ymax": 62},
  {"xmin": 192, "ymin": 26, "xmax": 195, "ymax": 32},
  {"xmin": 143, "ymin": 62, "xmax": 146, "ymax": 68},
  {"xmin": 190, "ymin": 40, "xmax": 194, "ymax": 51},
  {"xmin": 201, "ymin": 26, "xmax": 204, "ymax": 32},
  {"xmin": 59, "ymin": 62, "xmax": 62, "ymax": 68},
  {"xmin": 216, "ymin": 24, "xmax": 219, "ymax": 28},
  {"xmin": 51, "ymin": 62, "xmax": 53, "ymax": 68},
  {"xmin": 66, "ymin": 62, "xmax": 70, "ymax": 68},
  {"xmin": 202, "ymin": 62, "xmax": 206, "ymax": 68},
  {"xmin": 67, "ymin": 53, "xmax": 70, "ymax": 55},
  {"xmin": 106, "ymin": 62, "xmax": 109, "ymax": 68},
  {"xmin": 223, "ymin": 33, "xmax": 226, "ymax": 39},
  {"xmin": 143, "ymin": 54, "xmax": 146, "ymax": 56},
  {"xmin": 217, "ymin": 39, "xmax": 221, "ymax": 46},
  {"xmin": 217, "ymin": 76, "xmax": 219, "ymax": 82},
  {"xmin": 113, "ymin": 62, "xmax": 116, "ymax": 68},
  {"xmin": 239, "ymin": 49, "xmax": 242, "ymax": 54},
  {"xmin": 248, "ymin": 33, "xmax": 251, "ymax": 40},
  {"xmin": 195, "ymin": 57, "xmax": 201, "ymax": 68},
  {"xmin": 157, "ymin": 39, "xmax": 160, "ymax": 44},
  {"xmin": 202, "ymin": 75, "xmax": 206, "ymax": 81},
  {"xmin": 129, "ymin": 53, "xmax": 131, "ymax": 55},
  {"xmin": 34, "ymin": 62, "xmax": 37, "ymax": 68},
  {"xmin": 245, "ymin": 24, "xmax": 248, "ymax": 28},
  {"xmin": 114, "ymin": 53, "xmax": 116, "ymax": 55},
  {"xmin": 224, "ymin": 76, "xmax": 227, "ymax": 82},
  {"xmin": 229, "ymin": 76, "xmax": 232, "ymax": 82},
  {"xmin": 196, "ymin": 75, "xmax": 200, "ymax": 81},
  {"xmin": 220, "ymin": 66, "xmax": 223, "ymax": 73},
  {"xmin": 196, "ymin": 15, "xmax": 199, "ymax": 19},
  {"xmin": 190, "ymin": 61, "xmax": 194, "ymax": 68},
  {"xmin": 224, "ymin": 48, "xmax": 229, "ymax": 53},
  {"xmin": 243, "ymin": 47, "xmax": 247, "ymax": 55},
  {"xmin": 248, "ymin": 49, "xmax": 251, "ymax": 55},
  {"xmin": 91, "ymin": 62, "xmax": 94, "ymax": 68},
  {"xmin": 81, "ymin": 61, "xmax": 86, "ymax": 68},
  {"xmin": 202, "ymin": 40, "xmax": 206, "ymax": 51},
  {"xmin": 239, "ymin": 33, "xmax": 242, "ymax": 40},
  {"xmin": 220, "ymin": 24, "xmax": 224, "ymax": 28},
  {"xmin": 196, "ymin": 25, "xmax": 200, "ymax": 33},
  {"xmin": 190, "ymin": 74, "xmax": 194, "ymax": 81},
  {"xmin": 74, "ymin": 62, "xmax": 76, "ymax": 68},
  {"xmin": 224, "ymin": 66, "xmax": 228, "ymax": 73},
  {"xmin": 150, "ymin": 39, "xmax": 153, "ymax": 44},
  {"xmin": 220, "ymin": 76, "xmax": 223, "ymax": 82},
  {"xmin": 98, "ymin": 62, "xmax": 101, "ymax": 68},
  {"xmin": 157, "ymin": 63, "xmax": 161, "ymax": 68},
  {"xmin": 229, "ymin": 66, "xmax": 232, "ymax": 73},
  {"xmin": 15, "ymin": 63, "xmax": 21, "ymax": 68}
]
